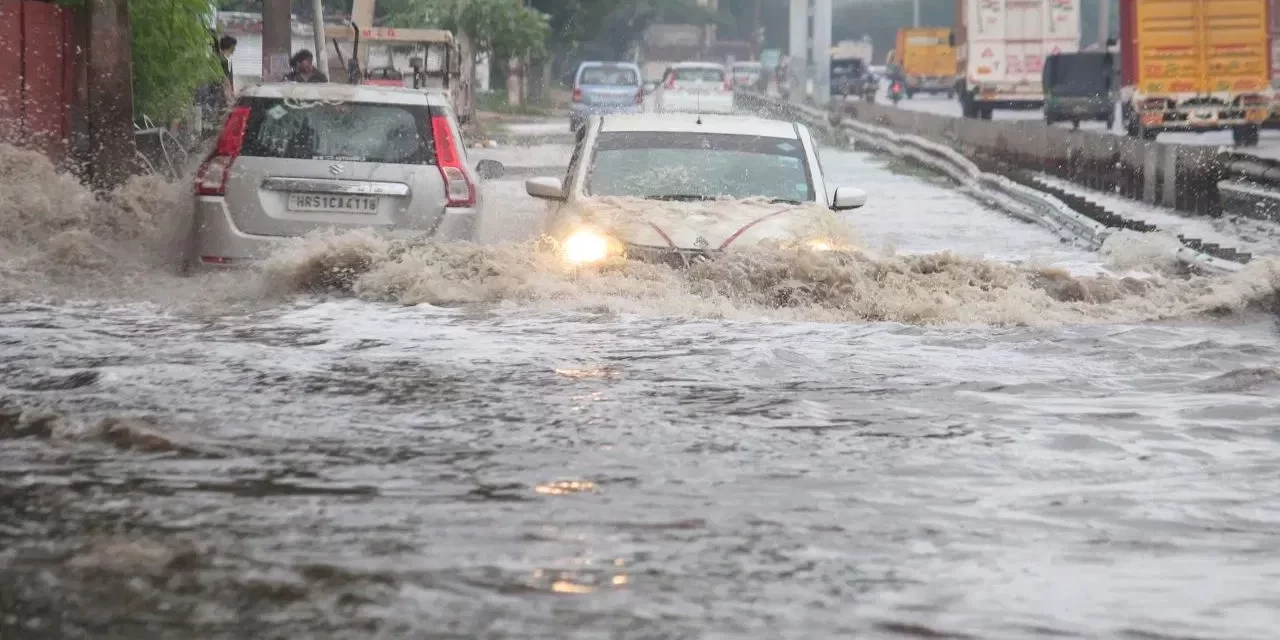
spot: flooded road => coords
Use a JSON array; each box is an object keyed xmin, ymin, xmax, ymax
[{"xmin": 2, "ymin": 131, "xmax": 1280, "ymax": 639}]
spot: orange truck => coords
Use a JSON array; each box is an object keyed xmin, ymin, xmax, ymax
[
  {"xmin": 1119, "ymin": 0, "xmax": 1272, "ymax": 146},
  {"xmin": 890, "ymin": 27, "xmax": 956, "ymax": 98}
]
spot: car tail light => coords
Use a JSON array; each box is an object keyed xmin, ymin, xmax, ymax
[
  {"xmin": 194, "ymin": 105, "xmax": 250, "ymax": 196},
  {"xmin": 572, "ymin": 87, "xmax": 582, "ymax": 102},
  {"xmin": 634, "ymin": 87, "xmax": 643, "ymax": 104},
  {"xmin": 664, "ymin": 76, "xmax": 677, "ymax": 90},
  {"xmin": 722, "ymin": 78, "xmax": 731, "ymax": 91},
  {"xmin": 430, "ymin": 113, "xmax": 475, "ymax": 208}
]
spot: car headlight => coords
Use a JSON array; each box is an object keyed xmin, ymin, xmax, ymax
[{"xmin": 563, "ymin": 229, "xmax": 613, "ymax": 265}]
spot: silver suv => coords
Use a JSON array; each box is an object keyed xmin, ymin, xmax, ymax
[{"xmin": 189, "ymin": 83, "xmax": 503, "ymax": 271}]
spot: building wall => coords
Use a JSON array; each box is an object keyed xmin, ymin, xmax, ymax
[{"xmin": 0, "ymin": 0, "xmax": 79, "ymax": 161}]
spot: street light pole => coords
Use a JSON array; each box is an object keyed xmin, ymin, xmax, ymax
[
  {"xmin": 312, "ymin": 0, "xmax": 328, "ymax": 75},
  {"xmin": 912, "ymin": 0, "xmax": 920, "ymax": 28}
]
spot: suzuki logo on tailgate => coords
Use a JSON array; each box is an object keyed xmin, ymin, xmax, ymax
[{"xmin": 328, "ymin": 163, "xmax": 345, "ymax": 176}]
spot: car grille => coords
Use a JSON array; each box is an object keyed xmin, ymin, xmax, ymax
[{"xmin": 623, "ymin": 243, "xmax": 718, "ymax": 269}]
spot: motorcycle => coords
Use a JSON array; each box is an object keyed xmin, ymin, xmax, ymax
[{"xmin": 889, "ymin": 79, "xmax": 904, "ymax": 105}]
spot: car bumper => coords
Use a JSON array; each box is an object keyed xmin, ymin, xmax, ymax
[{"xmin": 189, "ymin": 197, "xmax": 478, "ymax": 272}]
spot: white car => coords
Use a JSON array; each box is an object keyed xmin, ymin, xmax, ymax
[
  {"xmin": 653, "ymin": 62, "xmax": 735, "ymax": 114},
  {"xmin": 524, "ymin": 113, "xmax": 867, "ymax": 268}
]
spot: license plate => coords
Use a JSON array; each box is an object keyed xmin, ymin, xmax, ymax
[{"xmin": 287, "ymin": 193, "xmax": 380, "ymax": 214}]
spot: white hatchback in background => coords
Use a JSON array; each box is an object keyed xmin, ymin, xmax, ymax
[
  {"xmin": 653, "ymin": 62, "xmax": 735, "ymax": 114},
  {"xmin": 189, "ymin": 83, "xmax": 504, "ymax": 271}
]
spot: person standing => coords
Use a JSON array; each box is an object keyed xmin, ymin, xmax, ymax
[
  {"xmin": 284, "ymin": 49, "xmax": 329, "ymax": 83},
  {"xmin": 218, "ymin": 36, "xmax": 238, "ymax": 105}
]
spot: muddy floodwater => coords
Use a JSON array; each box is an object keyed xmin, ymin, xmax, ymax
[{"xmin": 2, "ymin": 135, "xmax": 1280, "ymax": 640}]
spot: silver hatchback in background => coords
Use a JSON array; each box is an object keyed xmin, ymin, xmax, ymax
[{"xmin": 189, "ymin": 83, "xmax": 504, "ymax": 271}]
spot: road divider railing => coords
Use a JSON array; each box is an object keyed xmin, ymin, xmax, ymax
[
  {"xmin": 753, "ymin": 93, "xmax": 1280, "ymax": 228},
  {"xmin": 734, "ymin": 90, "xmax": 1247, "ymax": 276}
]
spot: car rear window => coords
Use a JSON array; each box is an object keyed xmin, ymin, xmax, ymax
[
  {"xmin": 585, "ymin": 131, "xmax": 814, "ymax": 203},
  {"xmin": 674, "ymin": 67, "xmax": 725, "ymax": 83},
  {"xmin": 237, "ymin": 97, "xmax": 434, "ymax": 164},
  {"xmin": 579, "ymin": 66, "xmax": 639, "ymax": 86}
]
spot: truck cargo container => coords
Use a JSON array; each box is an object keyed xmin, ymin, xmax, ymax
[
  {"xmin": 1266, "ymin": 0, "xmax": 1280, "ymax": 127},
  {"xmin": 1119, "ymin": 0, "xmax": 1272, "ymax": 145},
  {"xmin": 890, "ymin": 27, "xmax": 956, "ymax": 98},
  {"xmin": 953, "ymin": 0, "xmax": 1082, "ymax": 119}
]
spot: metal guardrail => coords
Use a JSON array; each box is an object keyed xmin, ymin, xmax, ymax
[{"xmin": 736, "ymin": 90, "xmax": 1248, "ymax": 276}]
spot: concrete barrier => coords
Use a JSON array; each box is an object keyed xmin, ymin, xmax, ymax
[{"xmin": 787, "ymin": 99, "xmax": 1280, "ymax": 221}]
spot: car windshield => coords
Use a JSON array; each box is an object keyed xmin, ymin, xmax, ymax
[
  {"xmin": 585, "ymin": 131, "xmax": 814, "ymax": 202},
  {"xmin": 674, "ymin": 67, "xmax": 725, "ymax": 83},
  {"xmin": 237, "ymin": 97, "xmax": 433, "ymax": 164},
  {"xmin": 579, "ymin": 66, "xmax": 638, "ymax": 86}
]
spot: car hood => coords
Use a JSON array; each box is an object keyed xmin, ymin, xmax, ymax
[{"xmin": 555, "ymin": 196, "xmax": 855, "ymax": 251}]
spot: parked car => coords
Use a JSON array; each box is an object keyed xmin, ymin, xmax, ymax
[
  {"xmin": 189, "ymin": 83, "xmax": 504, "ymax": 271},
  {"xmin": 653, "ymin": 62, "xmax": 735, "ymax": 114},
  {"xmin": 569, "ymin": 61, "xmax": 645, "ymax": 131},
  {"xmin": 524, "ymin": 113, "xmax": 868, "ymax": 268},
  {"xmin": 730, "ymin": 61, "xmax": 763, "ymax": 88}
]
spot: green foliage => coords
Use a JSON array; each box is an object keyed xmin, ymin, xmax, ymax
[
  {"xmin": 427, "ymin": 0, "xmax": 550, "ymax": 63},
  {"xmin": 132, "ymin": 0, "xmax": 223, "ymax": 122}
]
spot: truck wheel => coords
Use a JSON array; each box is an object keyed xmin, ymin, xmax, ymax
[
  {"xmin": 1045, "ymin": 115, "xmax": 1056, "ymax": 126},
  {"xmin": 979, "ymin": 107, "xmax": 993, "ymax": 120},
  {"xmin": 1071, "ymin": 119, "xmax": 1080, "ymax": 130},
  {"xmin": 1141, "ymin": 126, "xmax": 1159, "ymax": 141}
]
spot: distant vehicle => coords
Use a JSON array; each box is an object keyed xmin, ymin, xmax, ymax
[
  {"xmin": 1119, "ymin": 0, "xmax": 1271, "ymax": 145},
  {"xmin": 830, "ymin": 55, "xmax": 876, "ymax": 102},
  {"xmin": 188, "ymin": 83, "xmax": 504, "ymax": 272},
  {"xmin": 570, "ymin": 61, "xmax": 645, "ymax": 132},
  {"xmin": 653, "ymin": 62, "xmax": 735, "ymax": 114},
  {"xmin": 730, "ymin": 61, "xmax": 763, "ymax": 88},
  {"xmin": 891, "ymin": 27, "xmax": 955, "ymax": 99},
  {"xmin": 1043, "ymin": 51, "xmax": 1117, "ymax": 130},
  {"xmin": 522, "ymin": 113, "xmax": 868, "ymax": 269},
  {"xmin": 955, "ymin": 0, "xmax": 1081, "ymax": 120},
  {"xmin": 322, "ymin": 24, "xmax": 475, "ymax": 124}
]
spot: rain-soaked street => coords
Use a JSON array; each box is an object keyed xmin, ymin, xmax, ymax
[{"xmin": 3, "ymin": 123, "xmax": 1280, "ymax": 639}]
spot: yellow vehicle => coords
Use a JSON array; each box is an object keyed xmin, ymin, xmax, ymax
[
  {"xmin": 891, "ymin": 27, "xmax": 955, "ymax": 99},
  {"xmin": 1119, "ymin": 0, "xmax": 1272, "ymax": 146}
]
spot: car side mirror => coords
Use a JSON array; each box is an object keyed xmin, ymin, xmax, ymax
[
  {"xmin": 831, "ymin": 186, "xmax": 867, "ymax": 210},
  {"xmin": 476, "ymin": 158, "xmax": 505, "ymax": 180},
  {"xmin": 525, "ymin": 176, "xmax": 565, "ymax": 201}
]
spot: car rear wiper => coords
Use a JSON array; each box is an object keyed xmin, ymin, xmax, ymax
[
  {"xmin": 643, "ymin": 194, "xmax": 717, "ymax": 201},
  {"xmin": 768, "ymin": 198, "xmax": 802, "ymax": 204}
]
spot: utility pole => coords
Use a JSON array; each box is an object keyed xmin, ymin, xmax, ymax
[
  {"xmin": 262, "ymin": 0, "xmax": 292, "ymax": 81},
  {"xmin": 1097, "ymin": 0, "xmax": 1111, "ymax": 47},
  {"xmin": 312, "ymin": 0, "xmax": 328, "ymax": 75},
  {"xmin": 912, "ymin": 0, "xmax": 920, "ymax": 28}
]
